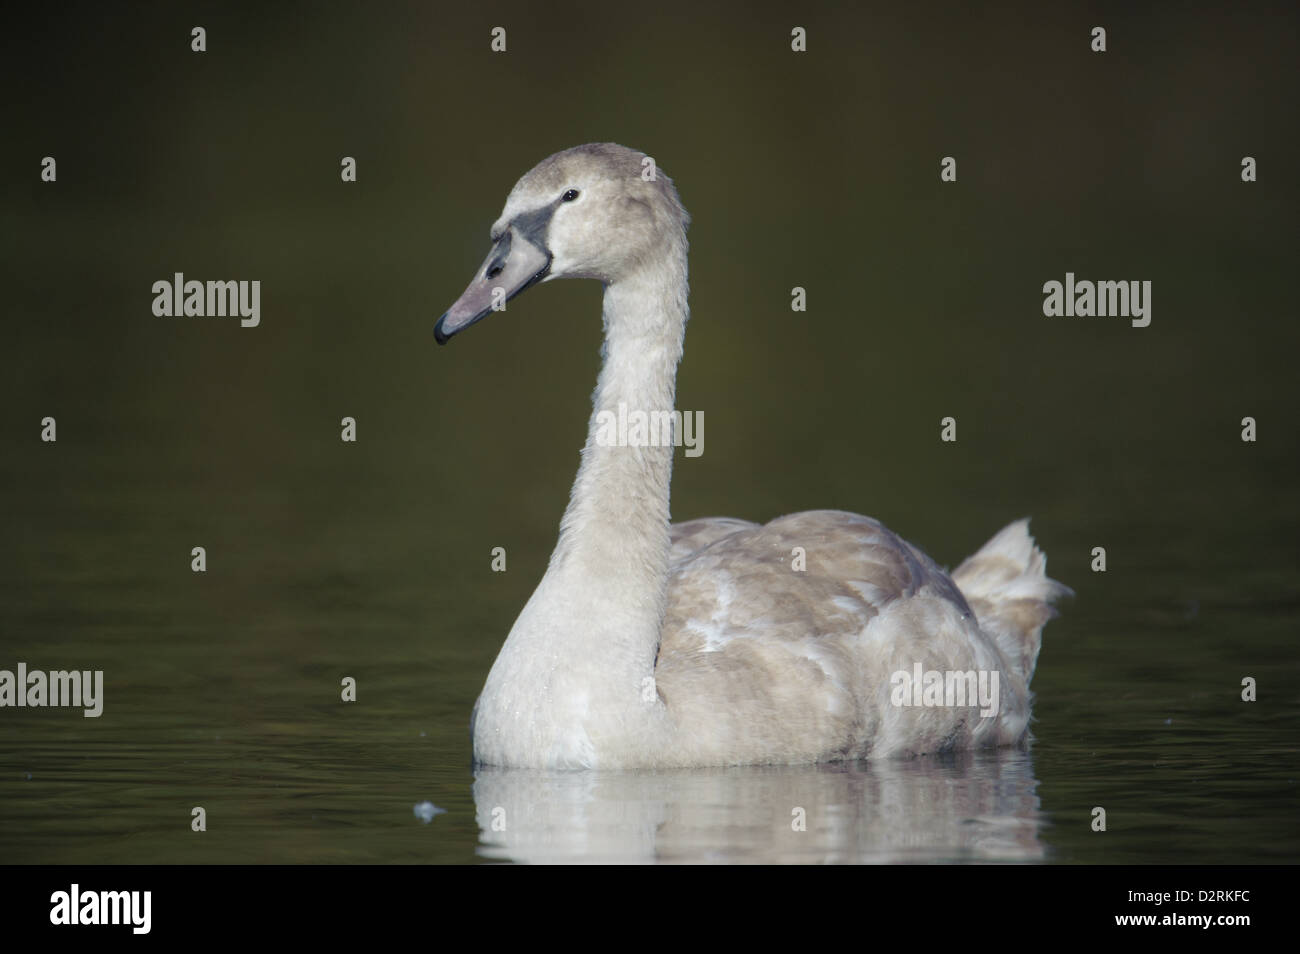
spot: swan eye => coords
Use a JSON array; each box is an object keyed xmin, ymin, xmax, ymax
[{"xmin": 561, "ymin": 189, "xmax": 580, "ymax": 202}]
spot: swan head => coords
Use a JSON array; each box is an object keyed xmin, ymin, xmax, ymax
[{"xmin": 435, "ymin": 142, "xmax": 689, "ymax": 344}]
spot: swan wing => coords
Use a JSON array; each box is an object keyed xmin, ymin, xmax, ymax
[
  {"xmin": 655, "ymin": 510, "xmax": 1012, "ymax": 762},
  {"xmin": 669, "ymin": 516, "xmax": 761, "ymax": 566},
  {"xmin": 662, "ymin": 509, "xmax": 971, "ymax": 656}
]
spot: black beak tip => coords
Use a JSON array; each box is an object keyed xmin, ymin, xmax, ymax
[{"xmin": 434, "ymin": 313, "xmax": 451, "ymax": 346}]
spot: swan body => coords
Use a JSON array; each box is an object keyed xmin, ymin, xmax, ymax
[{"xmin": 436, "ymin": 143, "xmax": 1070, "ymax": 769}]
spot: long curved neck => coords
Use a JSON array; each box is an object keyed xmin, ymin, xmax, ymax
[
  {"xmin": 552, "ymin": 260, "xmax": 688, "ymax": 585},
  {"xmin": 535, "ymin": 256, "xmax": 690, "ymax": 636},
  {"xmin": 475, "ymin": 233, "xmax": 689, "ymax": 767}
]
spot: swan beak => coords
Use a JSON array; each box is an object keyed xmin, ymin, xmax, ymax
[{"xmin": 435, "ymin": 230, "xmax": 552, "ymax": 344}]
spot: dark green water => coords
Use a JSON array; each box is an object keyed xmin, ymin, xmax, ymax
[{"xmin": 2, "ymin": 2, "xmax": 1297, "ymax": 863}]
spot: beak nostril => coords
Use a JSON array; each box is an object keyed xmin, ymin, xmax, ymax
[{"xmin": 487, "ymin": 264, "xmax": 503, "ymax": 278}]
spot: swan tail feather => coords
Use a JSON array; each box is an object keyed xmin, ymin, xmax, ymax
[{"xmin": 951, "ymin": 519, "xmax": 1072, "ymax": 683}]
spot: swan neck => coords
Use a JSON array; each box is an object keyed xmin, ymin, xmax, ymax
[
  {"xmin": 475, "ymin": 243, "xmax": 689, "ymax": 768},
  {"xmin": 553, "ymin": 255, "xmax": 688, "ymax": 594}
]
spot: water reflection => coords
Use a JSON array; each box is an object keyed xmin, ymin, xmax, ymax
[{"xmin": 474, "ymin": 748, "xmax": 1046, "ymax": 863}]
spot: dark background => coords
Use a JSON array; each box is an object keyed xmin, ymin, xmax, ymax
[{"xmin": 1, "ymin": 1, "xmax": 1296, "ymax": 863}]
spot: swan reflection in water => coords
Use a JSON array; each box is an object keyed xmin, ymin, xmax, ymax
[{"xmin": 473, "ymin": 747, "xmax": 1045, "ymax": 863}]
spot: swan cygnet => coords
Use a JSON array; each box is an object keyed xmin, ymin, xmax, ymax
[{"xmin": 435, "ymin": 143, "xmax": 1072, "ymax": 770}]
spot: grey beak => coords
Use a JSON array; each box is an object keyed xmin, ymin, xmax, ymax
[{"xmin": 435, "ymin": 230, "xmax": 552, "ymax": 344}]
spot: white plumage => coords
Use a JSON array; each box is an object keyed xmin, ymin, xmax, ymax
[{"xmin": 436, "ymin": 143, "xmax": 1071, "ymax": 769}]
